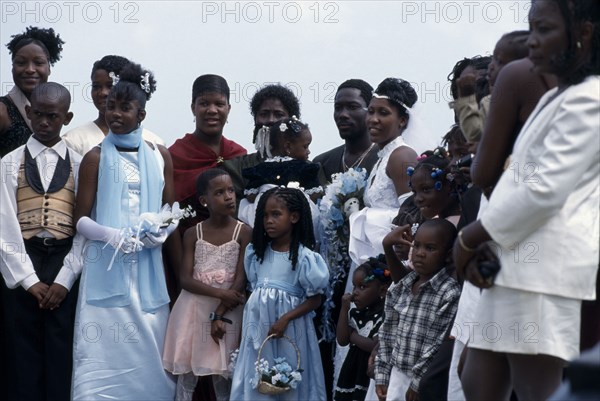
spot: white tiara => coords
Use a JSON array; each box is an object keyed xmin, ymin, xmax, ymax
[{"xmin": 373, "ymin": 93, "xmax": 410, "ymax": 112}]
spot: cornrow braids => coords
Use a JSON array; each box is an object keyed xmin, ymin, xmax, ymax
[
  {"xmin": 252, "ymin": 187, "xmax": 315, "ymax": 270},
  {"xmin": 356, "ymin": 254, "xmax": 392, "ymax": 285},
  {"xmin": 6, "ymin": 26, "xmax": 64, "ymax": 65}
]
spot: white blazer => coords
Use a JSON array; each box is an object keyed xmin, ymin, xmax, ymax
[{"xmin": 481, "ymin": 76, "xmax": 599, "ymax": 300}]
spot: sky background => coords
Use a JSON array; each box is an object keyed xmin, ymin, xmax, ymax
[{"xmin": 2, "ymin": 1, "xmax": 529, "ymax": 156}]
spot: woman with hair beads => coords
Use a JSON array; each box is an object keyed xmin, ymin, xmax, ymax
[
  {"xmin": 169, "ymin": 74, "xmax": 246, "ymax": 229},
  {"xmin": 0, "ymin": 26, "xmax": 64, "ymax": 157},
  {"xmin": 62, "ymin": 54, "xmax": 165, "ymax": 156},
  {"xmin": 71, "ymin": 62, "xmax": 176, "ymax": 400},
  {"xmin": 455, "ymin": 1, "xmax": 599, "ymax": 399}
]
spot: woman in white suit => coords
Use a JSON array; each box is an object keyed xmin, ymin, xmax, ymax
[{"xmin": 454, "ymin": 1, "xmax": 600, "ymax": 400}]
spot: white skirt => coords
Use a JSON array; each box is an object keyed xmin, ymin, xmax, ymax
[{"xmin": 468, "ymin": 285, "xmax": 581, "ymax": 361}]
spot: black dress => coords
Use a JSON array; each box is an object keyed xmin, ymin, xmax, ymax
[
  {"xmin": 0, "ymin": 96, "xmax": 32, "ymax": 157},
  {"xmin": 334, "ymin": 301, "xmax": 385, "ymax": 401}
]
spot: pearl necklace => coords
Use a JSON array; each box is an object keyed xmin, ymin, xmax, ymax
[{"xmin": 343, "ymin": 143, "xmax": 375, "ymax": 172}]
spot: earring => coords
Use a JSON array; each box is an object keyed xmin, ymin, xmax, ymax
[
  {"xmin": 193, "ymin": 117, "xmax": 196, "ymax": 123},
  {"xmin": 577, "ymin": 41, "xmax": 582, "ymax": 49},
  {"xmin": 202, "ymin": 203, "xmax": 207, "ymax": 207}
]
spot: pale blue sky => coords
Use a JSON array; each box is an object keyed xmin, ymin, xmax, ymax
[{"xmin": 2, "ymin": 1, "xmax": 529, "ymax": 155}]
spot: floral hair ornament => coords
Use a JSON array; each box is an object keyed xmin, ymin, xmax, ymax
[
  {"xmin": 140, "ymin": 72, "xmax": 151, "ymax": 94},
  {"xmin": 109, "ymin": 71, "xmax": 120, "ymax": 85},
  {"xmin": 279, "ymin": 122, "xmax": 288, "ymax": 132}
]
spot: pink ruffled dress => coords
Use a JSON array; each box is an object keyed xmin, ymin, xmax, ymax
[{"xmin": 163, "ymin": 221, "xmax": 244, "ymax": 376}]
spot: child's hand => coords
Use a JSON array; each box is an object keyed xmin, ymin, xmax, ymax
[
  {"xmin": 268, "ymin": 317, "xmax": 290, "ymax": 338},
  {"xmin": 406, "ymin": 387, "xmax": 420, "ymax": 401},
  {"xmin": 27, "ymin": 282, "xmax": 49, "ymax": 305},
  {"xmin": 341, "ymin": 293, "xmax": 353, "ymax": 309},
  {"xmin": 384, "ymin": 224, "xmax": 412, "ymax": 260},
  {"xmin": 219, "ymin": 289, "xmax": 245, "ymax": 310},
  {"xmin": 375, "ymin": 384, "xmax": 388, "ymax": 401},
  {"xmin": 210, "ymin": 320, "xmax": 227, "ymax": 344},
  {"xmin": 40, "ymin": 283, "xmax": 68, "ymax": 310}
]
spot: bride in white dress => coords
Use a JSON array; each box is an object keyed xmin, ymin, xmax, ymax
[{"xmin": 348, "ymin": 78, "xmax": 420, "ymax": 268}]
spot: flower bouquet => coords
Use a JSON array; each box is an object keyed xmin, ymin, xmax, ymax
[
  {"xmin": 317, "ymin": 168, "xmax": 367, "ymax": 341},
  {"xmin": 253, "ymin": 334, "xmax": 303, "ymax": 395},
  {"xmin": 105, "ymin": 202, "xmax": 196, "ymax": 270}
]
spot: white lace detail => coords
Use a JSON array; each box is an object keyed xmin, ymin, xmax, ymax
[
  {"xmin": 304, "ymin": 186, "xmax": 323, "ymax": 195},
  {"xmin": 264, "ymin": 156, "xmax": 294, "ymax": 163},
  {"xmin": 244, "ymin": 188, "xmax": 260, "ymax": 196},
  {"xmin": 334, "ymin": 384, "xmax": 370, "ymax": 393},
  {"xmin": 363, "ymin": 136, "xmax": 412, "ymax": 209}
]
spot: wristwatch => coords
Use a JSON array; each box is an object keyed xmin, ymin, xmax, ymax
[{"xmin": 209, "ymin": 312, "xmax": 233, "ymax": 324}]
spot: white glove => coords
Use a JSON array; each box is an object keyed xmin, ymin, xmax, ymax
[
  {"xmin": 140, "ymin": 221, "xmax": 178, "ymax": 249},
  {"xmin": 77, "ymin": 216, "xmax": 143, "ymax": 254}
]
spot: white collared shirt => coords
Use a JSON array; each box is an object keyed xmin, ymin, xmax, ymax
[{"xmin": 0, "ymin": 136, "xmax": 83, "ymax": 290}]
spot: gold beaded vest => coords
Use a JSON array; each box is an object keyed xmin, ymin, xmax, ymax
[{"xmin": 16, "ymin": 147, "xmax": 75, "ymax": 239}]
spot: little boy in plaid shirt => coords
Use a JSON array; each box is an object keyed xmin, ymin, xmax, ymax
[{"xmin": 375, "ymin": 219, "xmax": 461, "ymax": 401}]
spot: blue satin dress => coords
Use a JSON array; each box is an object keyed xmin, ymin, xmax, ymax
[{"xmin": 230, "ymin": 244, "xmax": 329, "ymax": 400}]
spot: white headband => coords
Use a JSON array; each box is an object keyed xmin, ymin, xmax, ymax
[{"xmin": 373, "ymin": 93, "xmax": 410, "ymax": 113}]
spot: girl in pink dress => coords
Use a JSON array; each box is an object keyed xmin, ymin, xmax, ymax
[{"xmin": 163, "ymin": 168, "xmax": 252, "ymax": 401}]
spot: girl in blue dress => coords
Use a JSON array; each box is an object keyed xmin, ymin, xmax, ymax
[{"xmin": 230, "ymin": 187, "xmax": 329, "ymax": 400}]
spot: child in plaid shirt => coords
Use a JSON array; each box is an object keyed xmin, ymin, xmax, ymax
[{"xmin": 375, "ymin": 219, "xmax": 460, "ymax": 401}]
